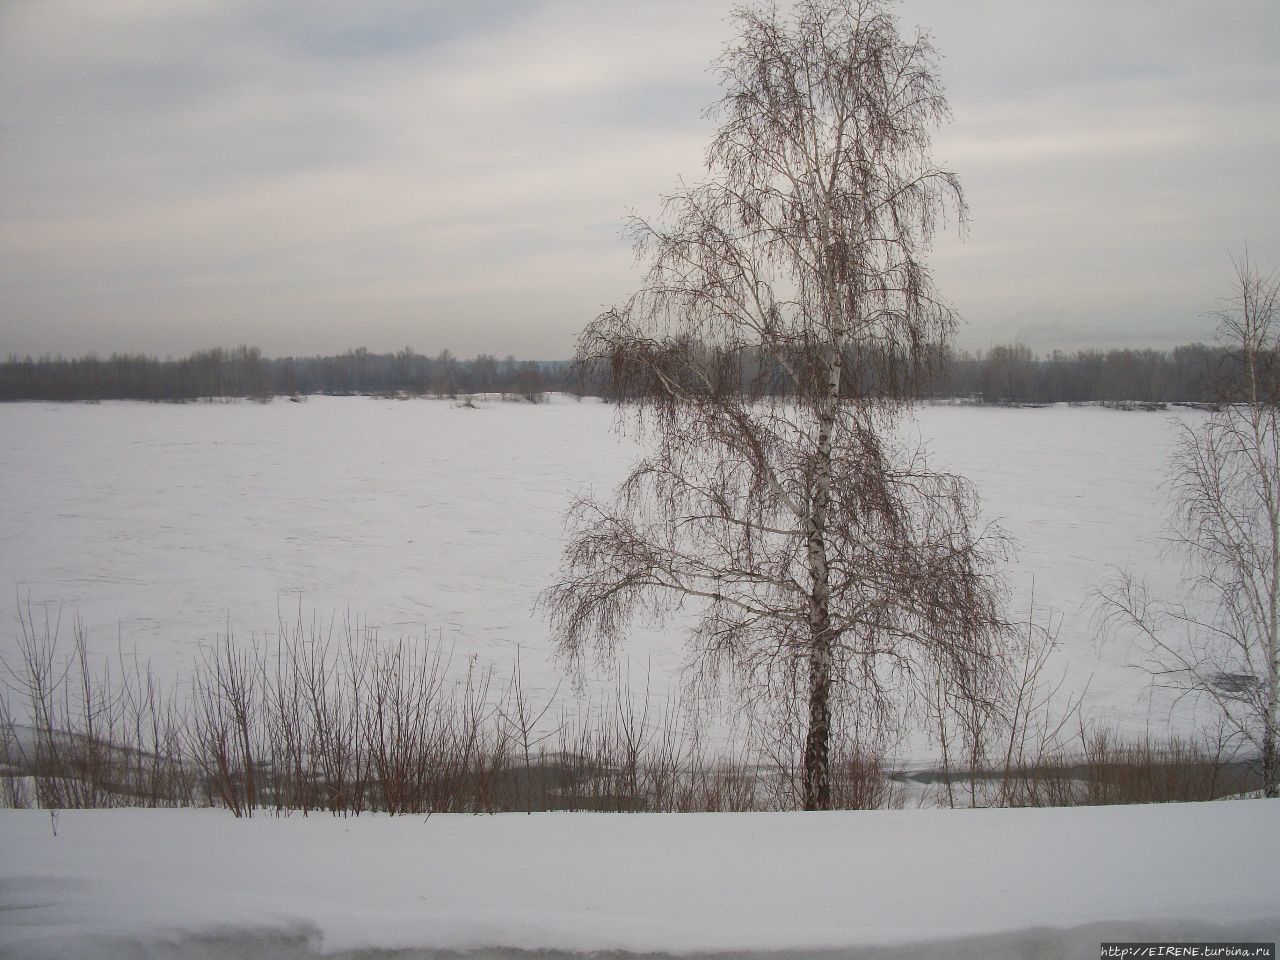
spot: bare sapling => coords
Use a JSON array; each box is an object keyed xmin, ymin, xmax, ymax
[
  {"xmin": 543, "ymin": 0, "xmax": 1011, "ymax": 810},
  {"xmin": 1099, "ymin": 253, "xmax": 1280, "ymax": 797},
  {"xmin": 497, "ymin": 646, "xmax": 562, "ymax": 813}
]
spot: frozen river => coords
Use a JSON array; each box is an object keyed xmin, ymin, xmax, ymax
[{"xmin": 0, "ymin": 395, "xmax": 1206, "ymax": 742}]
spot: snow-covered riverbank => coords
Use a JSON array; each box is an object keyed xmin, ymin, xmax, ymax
[{"xmin": 2, "ymin": 801, "xmax": 1276, "ymax": 958}]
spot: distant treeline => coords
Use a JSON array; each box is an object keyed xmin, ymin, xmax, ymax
[
  {"xmin": 0, "ymin": 346, "xmax": 568, "ymax": 403},
  {"xmin": 578, "ymin": 341, "xmax": 1243, "ymax": 405},
  {"xmin": 934, "ymin": 343, "xmax": 1230, "ymax": 404},
  {"xmin": 0, "ymin": 341, "xmax": 1249, "ymax": 405}
]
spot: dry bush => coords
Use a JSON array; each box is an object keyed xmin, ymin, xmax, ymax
[
  {"xmin": 830, "ymin": 746, "xmax": 904, "ymax": 811},
  {"xmin": 1000, "ymin": 726, "xmax": 1241, "ymax": 807},
  {"xmin": 0, "ymin": 602, "xmax": 195, "ymax": 810},
  {"xmin": 188, "ymin": 633, "xmax": 262, "ymax": 816},
  {"xmin": 364, "ymin": 635, "xmax": 452, "ymax": 814},
  {"xmin": 1078, "ymin": 728, "xmax": 1240, "ymax": 805}
]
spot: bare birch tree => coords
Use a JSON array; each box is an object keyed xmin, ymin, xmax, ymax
[
  {"xmin": 543, "ymin": 0, "xmax": 1010, "ymax": 810},
  {"xmin": 1100, "ymin": 253, "xmax": 1280, "ymax": 797}
]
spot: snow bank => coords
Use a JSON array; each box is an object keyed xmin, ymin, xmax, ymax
[{"xmin": 2, "ymin": 801, "xmax": 1276, "ymax": 958}]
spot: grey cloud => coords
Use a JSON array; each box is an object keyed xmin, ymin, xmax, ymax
[{"xmin": 1, "ymin": 0, "xmax": 1277, "ymax": 360}]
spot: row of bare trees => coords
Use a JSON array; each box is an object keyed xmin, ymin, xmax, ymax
[
  {"xmin": 0, "ymin": 347, "xmax": 560, "ymax": 402},
  {"xmin": 575, "ymin": 341, "xmax": 1238, "ymax": 406},
  {"xmin": 938, "ymin": 342, "xmax": 1229, "ymax": 405},
  {"xmin": 3, "ymin": 340, "xmax": 1238, "ymax": 405}
]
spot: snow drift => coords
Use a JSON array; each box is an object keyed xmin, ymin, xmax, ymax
[{"xmin": 1, "ymin": 801, "xmax": 1276, "ymax": 958}]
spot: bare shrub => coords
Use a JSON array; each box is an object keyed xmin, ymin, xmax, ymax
[
  {"xmin": 0, "ymin": 601, "xmax": 194, "ymax": 810},
  {"xmin": 1077, "ymin": 728, "xmax": 1238, "ymax": 805},
  {"xmin": 187, "ymin": 633, "xmax": 261, "ymax": 816},
  {"xmin": 365, "ymin": 635, "xmax": 452, "ymax": 815},
  {"xmin": 993, "ymin": 722, "xmax": 1240, "ymax": 808},
  {"xmin": 830, "ymin": 743, "xmax": 903, "ymax": 811}
]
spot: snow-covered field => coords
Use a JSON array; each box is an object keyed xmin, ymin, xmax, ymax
[
  {"xmin": 0, "ymin": 396, "xmax": 1204, "ymax": 745},
  {"xmin": 2, "ymin": 801, "xmax": 1276, "ymax": 958}
]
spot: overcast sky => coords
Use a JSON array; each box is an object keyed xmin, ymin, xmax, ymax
[{"xmin": 2, "ymin": 0, "xmax": 1278, "ymax": 361}]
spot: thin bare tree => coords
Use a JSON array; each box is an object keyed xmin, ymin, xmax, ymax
[
  {"xmin": 1100, "ymin": 253, "xmax": 1280, "ymax": 797},
  {"xmin": 543, "ymin": 0, "xmax": 1010, "ymax": 810}
]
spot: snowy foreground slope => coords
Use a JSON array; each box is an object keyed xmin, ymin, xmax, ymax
[{"xmin": 2, "ymin": 802, "xmax": 1277, "ymax": 959}]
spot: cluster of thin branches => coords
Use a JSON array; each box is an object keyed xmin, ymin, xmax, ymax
[
  {"xmin": 0, "ymin": 603, "xmax": 194, "ymax": 810},
  {"xmin": 1097, "ymin": 254, "xmax": 1280, "ymax": 796},
  {"xmin": 0, "ymin": 612, "xmax": 906, "ymax": 815}
]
